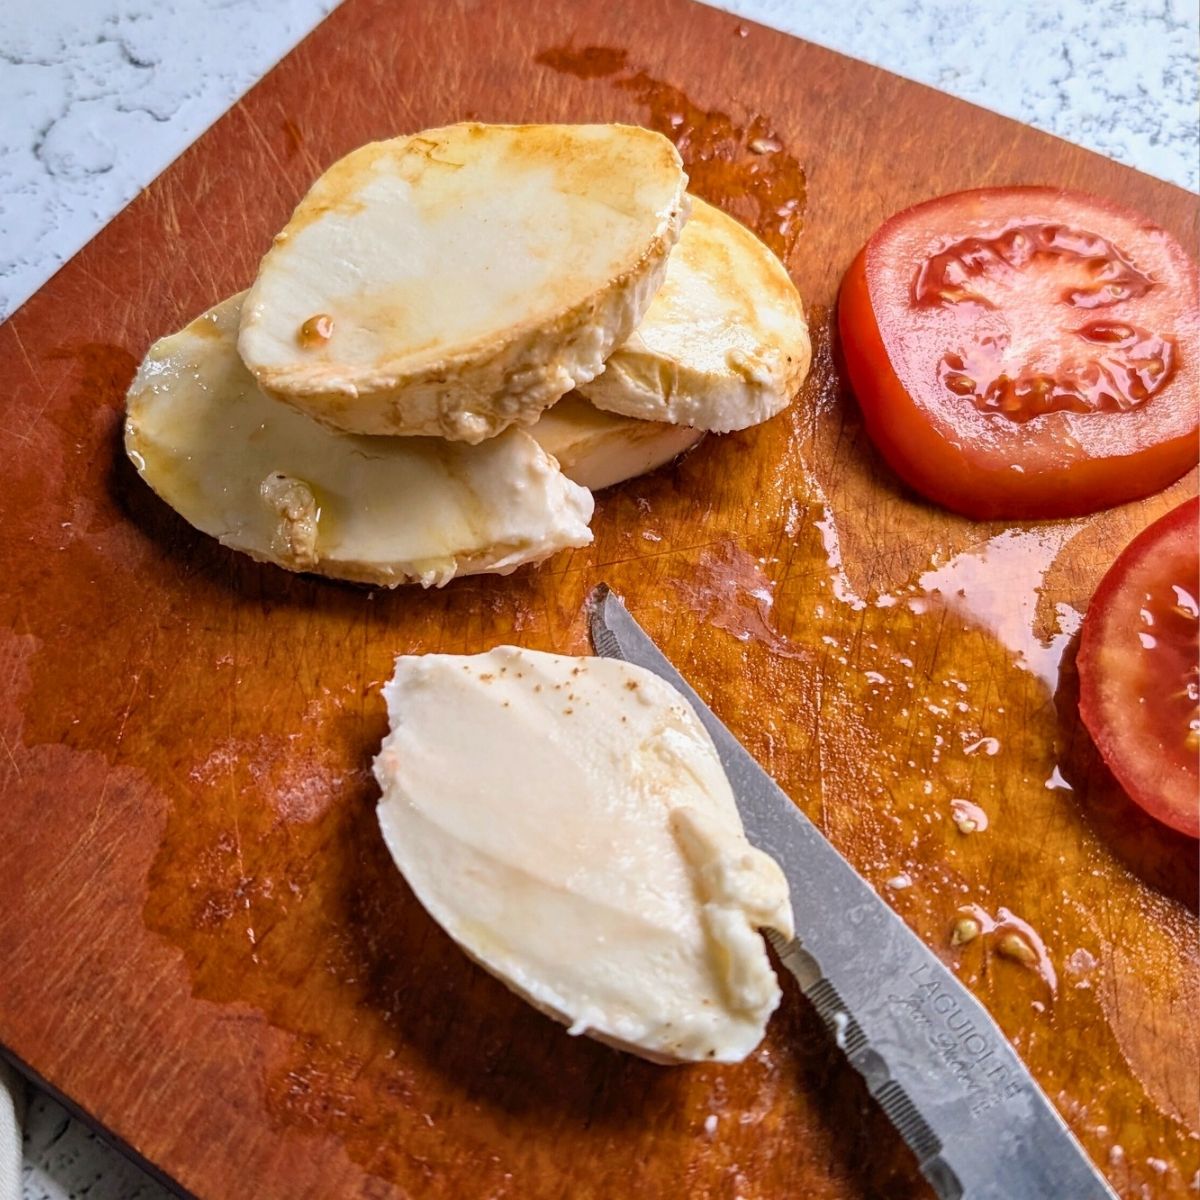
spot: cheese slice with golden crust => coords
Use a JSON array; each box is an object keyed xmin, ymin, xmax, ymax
[
  {"xmin": 529, "ymin": 393, "xmax": 704, "ymax": 490},
  {"xmin": 580, "ymin": 197, "xmax": 811, "ymax": 431},
  {"xmin": 373, "ymin": 647, "xmax": 794, "ymax": 1064},
  {"xmin": 238, "ymin": 123, "xmax": 689, "ymax": 443},
  {"xmin": 125, "ymin": 295, "xmax": 594, "ymax": 587}
]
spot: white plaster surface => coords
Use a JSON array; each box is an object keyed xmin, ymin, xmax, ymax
[
  {"xmin": 0, "ymin": 0, "xmax": 1196, "ymax": 1196},
  {"xmin": 716, "ymin": 0, "xmax": 1199, "ymax": 194},
  {"xmin": 0, "ymin": 0, "xmax": 337, "ymax": 322}
]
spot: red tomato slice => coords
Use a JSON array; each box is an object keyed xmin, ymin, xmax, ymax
[
  {"xmin": 838, "ymin": 187, "xmax": 1199, "ymax": 519},
  {"xmin": 1078, "ymin": 496, "xmax": 1200, "ymax": 837}
]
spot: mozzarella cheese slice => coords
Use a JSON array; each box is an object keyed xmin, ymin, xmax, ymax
[
  {"xmin": 238, "ymin": 123, "xmax": 689, "ymax": 443},
  {"xmin": 528, "ymin": 393, "xmax": 704, "ymax": 490},
  {"xmin": 373, "ymin": 647, "xmax": 794, "ymax": 1063},
  {"xmin": 124, "ymin": 295, "xmax": 594, "ymax": 587},
  {"xmin": 580, "ymin": 196, "xmax": 811, "ymax": 431}
]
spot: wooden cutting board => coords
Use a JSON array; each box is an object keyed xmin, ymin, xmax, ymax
[{"xmin": 1, "ymin": 0, "xmax": 1196, "ymax": 1196}]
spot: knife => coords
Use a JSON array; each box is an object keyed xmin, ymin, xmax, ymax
[{"xmin": 588, "ymin": 585, "xmax": 1119, "ymax": 1200}]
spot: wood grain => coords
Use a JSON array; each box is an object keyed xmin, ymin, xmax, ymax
[{"xmin": 1, "ymin": 0, "xmax": 1196, "ymax": 1197}]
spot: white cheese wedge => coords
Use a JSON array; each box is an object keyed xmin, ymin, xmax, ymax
[
  {"xmin": 528, "ymin": 393, "xmax": 704, "ymax": 490},
  {"xmin": 373, "ymin": 647, "xmax": 795, "ymax": 1063},
  {"xmin": 124, "ymin": 295, "xmax": 594, "ymax": 587},
  {"xmin": 238, "ymin": 123, "xmax": 689, "ymax": 443},
  {"xmin": 579, "ymin": 196, "xmax": 811, "ymax": 431}
]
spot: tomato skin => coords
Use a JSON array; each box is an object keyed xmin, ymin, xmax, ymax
[
  {"xmin": 1077, "ymin": 496, "xmax": 1200, "ymax": 838},
  {"xmin": 838, "ymin": 187, "xmax": 1199, "ymax": 520}
]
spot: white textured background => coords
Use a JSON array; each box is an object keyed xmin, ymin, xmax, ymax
[
  {"xmin": 0, "ymin": 0, "xmax": 337, "ymax": 322},
  {"xmin": 718, "ymin": 0, "xmax": 1200, "ymax": 191},
  {"xmin": 2, "ymin": 0, "xmax": 1197, "ymax": 1195}
]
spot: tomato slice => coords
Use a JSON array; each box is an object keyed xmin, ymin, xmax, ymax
[
  {"xmin": 838, "ymin": 187, "xmax": 1199, "ymax": 519},
  {"xmin": 1078, "ymin": 496, "xmax": 1200, "ymax": 837}
]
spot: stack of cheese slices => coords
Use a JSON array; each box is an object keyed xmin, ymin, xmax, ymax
[{"xmin": 125, "ymin": 123, "xmax": 811, "ymax": 587}]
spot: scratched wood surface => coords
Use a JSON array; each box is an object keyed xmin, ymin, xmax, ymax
[{"xmin": 1, "ymin": 0, "xmax": 1196, "ymax": 1196}]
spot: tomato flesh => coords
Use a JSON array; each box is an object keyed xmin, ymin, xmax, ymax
[
  {"xmin": 1078, "ymin": 497, "xmax": 1200, "ymax": 837},
  {"xmin": 838, "ymin": 187, "xmax": 1199, "ymax": 519},
  {"xmin": 916, "ymin": 221, "xmax": 1171, "ymax": 422}
]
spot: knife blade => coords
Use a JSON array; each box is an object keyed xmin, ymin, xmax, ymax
[{"xmin": 588, "ymin": 584, "xmax": 1118, "ymax": 1200}]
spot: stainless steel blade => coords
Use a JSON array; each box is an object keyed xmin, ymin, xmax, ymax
[{"xmin": 589, "ymin": 585, "xmax": 1118, "ymax": 1200}]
